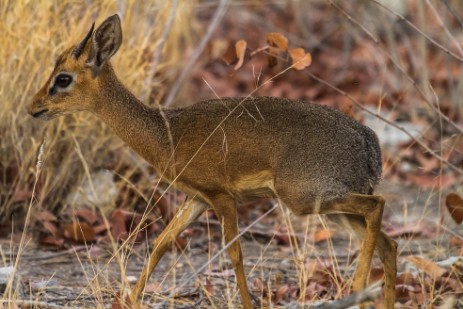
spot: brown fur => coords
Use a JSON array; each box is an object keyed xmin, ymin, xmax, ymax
[{"xmin": 28, "ymin": 15, "xmax": 396, "ymax": 309}]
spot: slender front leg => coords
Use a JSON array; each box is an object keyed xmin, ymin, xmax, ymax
[
  {"xmin": 130, "ymin": 200, "xmax": 207, "ymax": 304},
  {"xmin": 210, "ymin": 194, "xmax": 253, "ymax": 309}
]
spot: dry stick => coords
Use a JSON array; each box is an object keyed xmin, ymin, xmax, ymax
[
  {"xmin": 329, "ymin": 0, "xmax": 463, "ymax": 134},
  {"xmin": 306, "ymin": 70, "xmax": 463, "ymax": 175},
  {"xmin": 426, "ymin": 0, "xmax": 463, "ymax": 56},
  {"xmin": 369, "ymin": 0, "xmax": 463, "ymax": 63},
  {"xmin": 163, "ymin": 0, "xmax": 229, "ymax": 107},
  {"xmin": 441, "ymin": 0, "xmax": 463, "ymax": 29}
]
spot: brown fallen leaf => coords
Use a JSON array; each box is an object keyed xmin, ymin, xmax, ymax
[
  {"xmin": 406, "ymin": 256, "xmax": 446, "ymax": 279},
  {"xmin": 445, "ymin": 193, "xmax": 463, "ymax": 225},
  {"xmin": 63, "ymin": 221, "xmax": 96, "ymax": 243},
  {"xmin": 34, "ymin": 210, "xmax": 57, "ymax": 222},
  {"xmin": 75, "ymin": 209, "xmax": 100, "ymax": 225},
  {"xmin": 220, "ymin": 42, "xmax": 238, "ymax": 66},
  {"xmin": 273, "ymin": 284, "xmax": 290, "ymax": 304},
  {"xmin": 266, "ymin": 32, "xmax": 288, "ymax": 51},
  {"xmin": 13, "ymin": 189, "xmax": 33, "ymax": 202},
  {"xmin": 233, "ymin": 40, "xmax": 247, "ymax": 71},
  {"xmin": 313, "ymin": 229, "xmax": 332, "ymax": 243},
  {"xmin": 39, "ymin": 235, "xmax": 65, "ymax": 248},
  {"xmin": 289, "ymin": 48, "xmax": 312, "ymax": 70}
]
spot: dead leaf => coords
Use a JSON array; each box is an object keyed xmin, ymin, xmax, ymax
[
  {"xmin": 75, "ymin": 209, "xmax": 100, "ymax": 225},
  {"xmin": 205, "ymin": 278, "xmax": 214, "ymax": 294},
  {"xmin": 274, "ymin": 284, "xmax": 290, "ymax": 304},
  {"xmin": 110, "ymin": 209, "xmax": 129, "ymax": 240},
  {"xmin": 266, "ymin": 32, "xmax": 288, "ymax": 51},
  {"xmin": 313, "ymin": 229, "xmax": 332, "ymax": 243},
  {"xmin": 13, "ymin": 189, "xmax": 33, "ymax": 202},
  {"xmin": 234, "ymin": 40, "xmax": 247, "ymax": 71},
  {"xmin": 42, "ymin": 221, "xmax": 58, "ymax": 235},
  {"xmin": 145, "ymin": 282, "xmax": 161, "ymax": 293},
  {"xmin": 289, "ymin": 48, "xmax": 312, "ymax": 70},
  {"xmin": 449, "ymin": 235, "xmax": 463, "ymax": 247},
  {"xmin": 39, "ymin": 235, "xmax": 64, "ymax": 248},
  {"xmin": 369, "ymin": 267, "xmax": 385, "ymax": 283},
  {"xmin": 63, "ymin": 221, "xmax": 96, "ymax": 243},
  {"xmin": 34, "ymin": 210, "xmax": 57, "ymax": 222},
  {"xmin": 445, "ymin": 193, "xmax": 463, "ymax": 225},
  {"xmin": 406, "ymin": 256, "xmax": 446, "ymax": 279},
  {"xmin": 221, "ymin": 43, "xmax": 238, "ymax": 65},
  {"xmin": 112, "ymin": 292, "xmax": 132, "ymax": 309}
]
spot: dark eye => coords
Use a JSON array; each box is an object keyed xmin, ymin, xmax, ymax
[{"xmin": 55, "ymin": 74, "xmax": 73, "ymax": 88}]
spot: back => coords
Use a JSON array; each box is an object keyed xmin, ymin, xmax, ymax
[{"xmin": 165, "ymin": 96, "xmax": 382, "ymax": 198}]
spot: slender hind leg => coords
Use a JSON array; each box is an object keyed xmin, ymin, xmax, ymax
[
  {"xmin": 330, "ymin": 214, "xmax": 397, "ymax": 309},
  {"xmin": 130, "ymin": 200, "xmax": 207, "ymax": 305}
]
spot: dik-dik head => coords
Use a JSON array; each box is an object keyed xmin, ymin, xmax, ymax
[{"xmin": 28, "ymin": 15, "xmax": 122, "ymax": 120}]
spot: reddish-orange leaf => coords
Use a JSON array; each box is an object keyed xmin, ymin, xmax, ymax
[
  {"xmin": 34, "ymin": 210, "xmax": 57, "ymax": 222},
  {"xmin": 266, "ymin": 32, "xmax": 288, "ymax": 51},
  {"xmin": 449, "ymin": 235, "xmax": 463, "ymax": 247},
  {"xmin": 63, "ymin": 221, "xmax": 96, "ymax": 243},
  {"xmin": 369, "ymin": 267, "xmax": 385, "ymax": 283},
  {"xmin": 234, "ymin": 40, "xmax": 247, "ymax": 70},
  {"xmin": 39, "ymin": 235, "xmax": 64, "ymax": 248},
  {"xmin": 110, "ymin": 209, "xmax": 129, "ymax": 240},
  {"xmin": 313, "ymin": 229, "xmax": 332, "ymax": 243},
  {"xmin": 13, "ymin": 189, "xmax": 33, "ymax": 202},
  {"xmin": 76, "ymin": 209, "xmax": 100, "ymax": 225},
  {"xmin": 406, "ymin": 256, "xmax": 446, "ymax": 279},
  {"xmin": 274, "ymin": 284, "xmax": 290, "ymax": 304},
  {"xmin": 42, "ymin": 221, "xmax": 58, "ymax": 235},
  {"xmin": 221, "ymin": 43, "xmax": 238, "ymax": 65},
  {"xmin": 112, "ymin": 292, "xmax": 132, "ymax": 309},
  {"xmin": 205, "ymin": 278, "xmax": 214, "ymax": 294},
  {"xmin": 289, "ymin": 48, "xmax": 312, "ymax": 70},
  {"xmin": 445, "ymin": 193, "xmax": 463, "ymax": 225}
]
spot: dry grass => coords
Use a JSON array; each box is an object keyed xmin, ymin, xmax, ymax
[{"xmin": 0, "ymin": 1, "xmax": 198, "ymax": 219}]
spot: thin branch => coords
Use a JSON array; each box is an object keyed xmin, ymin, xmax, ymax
[
  {"xmin": 329, "ymin": 0, "xmax": 463, "ymax": 134},
  {"xmin": 163, "ymin": 0, "xmax": 229, "ymax": 107},
  {"xmin": 369, "ymin": 0, "xmax": 463, "ymax": 63},
  {"xmin": 425, "ymin": 0, "xmax": 463, "ymax": 56}
]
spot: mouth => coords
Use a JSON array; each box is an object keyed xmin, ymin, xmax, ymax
[{"xmin": 31, "ymin": 109, "xmax": 50, "ymax": 119}]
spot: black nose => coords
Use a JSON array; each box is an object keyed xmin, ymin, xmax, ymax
[{"xmin": 31, "ymin": 109, "xmax": 49, "ymax": 118}]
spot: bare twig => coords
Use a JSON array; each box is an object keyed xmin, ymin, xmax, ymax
[
  {"xmin": 426, "ymin": 0, "xmax": 463, "ymax": 56},
  {"xmin": 329, "ymin": 0, "xmax": 463, "ymax": 134},
  {"xmin": 369, "ymin": 0, "xmax": 463, "ymax": 62},
  {"xmin": 163, "ymin": 0, "xmax": 229, "ymax": 107}
]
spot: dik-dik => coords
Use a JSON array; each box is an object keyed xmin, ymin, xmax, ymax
[{"xmin": 28, "ymin": 15, "xmax": 397, "ymax": 308}]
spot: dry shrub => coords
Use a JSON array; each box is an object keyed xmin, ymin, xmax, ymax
[{"xmin": 0, "ymin": 1, "xmax": 198, "ymax": 224}]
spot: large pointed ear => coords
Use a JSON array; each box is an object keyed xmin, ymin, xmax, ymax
[{"xmin": 88, "ymin": 14, "xmax": 122, "ymax": 74}]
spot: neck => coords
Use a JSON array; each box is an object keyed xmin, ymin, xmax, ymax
[{"xmin": 93, "ymin": 67, "xmax": 172, "ymax": 174}]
